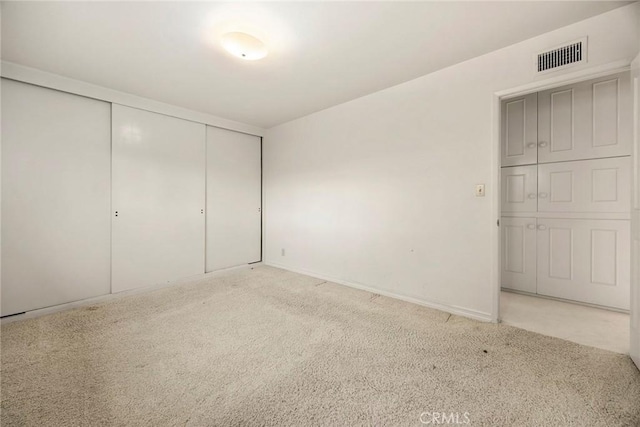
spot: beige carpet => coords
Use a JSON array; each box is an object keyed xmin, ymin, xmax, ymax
[{"xmin": 2, "ymin": 266, "xmax": 639, "ymax": 426}]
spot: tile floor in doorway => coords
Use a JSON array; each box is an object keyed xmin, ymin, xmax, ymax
[{"xmin": 500, "ymin": 291, "xmax": 630, "ymax": 354}]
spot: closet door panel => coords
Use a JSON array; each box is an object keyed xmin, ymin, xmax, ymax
[
  {"xmin": 206, "ymin": 126, "xmax": 261, "ymax": 272},
  {"xmin": 501, "ymin": 93, "xmax": 538, "ymax": 166},
  {"xmin": 537, "ymin": 157, "xmax": 630, "ymax": 213},
  {"xmin": 501, "ymin": 217, "xmax": 537, "ymax": 293},
  {"xmin": 501, "ymin": 165, "xmax": 537, "ymax": 213},
  {"xmin": 1, "ymin": 79, "xmax": 111, "ymax": 316},
  {"xmin": 537, "ymin": 218, "xmax": 630, "ymax": 310},
  {"xmin": 112, "ymin": 105, "xmax": 205, "ymax": 293},
  {"xmin": 538, "ymin": 72, "xmax": 631, "ymax": 163}
]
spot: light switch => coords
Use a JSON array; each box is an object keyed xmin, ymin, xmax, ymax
[{"xmin": 476, "ymin": 184, "xmax": 485, "ymax": 197}]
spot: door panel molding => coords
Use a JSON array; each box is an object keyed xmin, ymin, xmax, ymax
[
  {"xmin": 537, "ymin": 218, "xmax": 630, "ymax": 310},
  {"xmin": 501, "ymin": 165, "xmax": 537, "ymax": 213},
  {"xmin": 501, "ymin": 93, "xmax": 538, "ymax": 166},
  {"xmin": 501, "ymin": 217, "xmax": 537, "ymax": 293},
  {"xmin": 537, "ymin": 157, "xmax": 630, "ymax": 214},
  {"xmin": 538, "ymin": 72, "xmax": 631, "ymax": 163}
]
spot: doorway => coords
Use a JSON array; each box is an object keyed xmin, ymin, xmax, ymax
[{"xmin": 495, "ymin": 66, "xmax": 633, "ymax": 354}]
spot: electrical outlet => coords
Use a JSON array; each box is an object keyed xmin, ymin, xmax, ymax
[
  {"xmin": 281, "ymin": 248, "xmax": 285, "ymax": 256},
  {"xmin": 475, "ymin": 184, "xmax": 485, "ymax": 197}
]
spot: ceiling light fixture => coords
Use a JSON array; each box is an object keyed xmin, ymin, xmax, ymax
[{"xmin": 221, "ymin": 32, "xmax": 268, "ymax": 61}]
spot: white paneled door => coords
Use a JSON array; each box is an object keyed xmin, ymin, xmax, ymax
[
  {"xmin": 501, "ymin": 93, "xmax": 538, "ymax": 167},
  {"xmin": 111, "ymin": 105, "xmax": 206, "ymax": 293},
  {"xmin": 537, "ymin": 157, "xmax": 630, "ymax": 214},
  {"xmin": 538, "ymin": 72, "xmax": 632, "ymax": 163},
  {"xmin": 501, "ymin": 217, "xmax": 537, "ymax": 293},
  {"xmin": 501, "ymin": 71, "xmax": 633, "ymax": 312},
  {"xmin": 536, "ymin": 218, "xmax": 630, "ymax": 310},
  {"xmin": 206, "ymin": 126, "xmax": 261, "ymax": 272},
  {"xmin": 501, "ymin": 165, "xmax": 538, "ymax": 213},
  {"xmin": 1, "ymin": 79, "xmax": 111, "ymax": 316}
]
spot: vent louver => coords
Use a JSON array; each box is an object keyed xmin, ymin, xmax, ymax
[{"xmin": 536, "ymin": 38, "xmax": 587, "ymax": 73}]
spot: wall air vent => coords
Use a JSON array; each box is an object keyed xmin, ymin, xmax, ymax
[{"xmin": 536, "ymin": 37, "xmax": 587, "ymax": 74}]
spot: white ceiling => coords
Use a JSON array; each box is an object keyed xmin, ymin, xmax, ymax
[{"xmin": 1, "ymin": 1, "xmax": 631, "ymax": 128}]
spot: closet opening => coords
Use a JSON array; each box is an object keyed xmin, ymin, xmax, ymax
[{"xmin": 497, "ymin": 69, "xmax": 633, "ymax": 354}]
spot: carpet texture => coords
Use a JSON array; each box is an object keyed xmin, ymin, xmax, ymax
[{"xmin": 2, "ymin": 266, "xmax": 640, "ymax": 426}]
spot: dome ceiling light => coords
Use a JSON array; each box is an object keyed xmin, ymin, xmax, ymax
[{"xmin": 221, "ymin": 32, "xmax": 268, "ymax": 61}]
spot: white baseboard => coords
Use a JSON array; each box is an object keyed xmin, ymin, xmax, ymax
[
  {"xmin": 500, "ymin": 287, "xmax": 630, "ymax": 314},
  {"xmin": 264, "ymin": 261, "xmax": 493, "ymax": 323},
  {"xmin": 1, "ymin": 262, "xmax": 262, "ymax": 324},
  {"xmin": 3, "ymin": 261, "xmax": 494, "ymax": 325}
]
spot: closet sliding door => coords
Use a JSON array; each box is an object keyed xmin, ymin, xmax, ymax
[
  {"xmin": 206, "ymin": 126, "xmax": 261, "ymax": 272},
  {"xmin": 1, "ymin": 79, "xmax": 111, "ymax": 316},
  {"xmin": 112, "ymin": 105, "xmax": 206, "ymax": 293}
]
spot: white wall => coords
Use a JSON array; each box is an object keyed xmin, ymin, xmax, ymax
[{"xmin": 264, "ymin": 4, "xmax": 640, "ymax": 321}]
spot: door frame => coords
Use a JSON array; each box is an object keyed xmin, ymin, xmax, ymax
[
  {"xmin": 491, "ymin": 59, "xmax": 633, "ymax": 323},
  {"xmin": 630, "ymin": 53, "xmax": 640, "ymax": 369}
]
